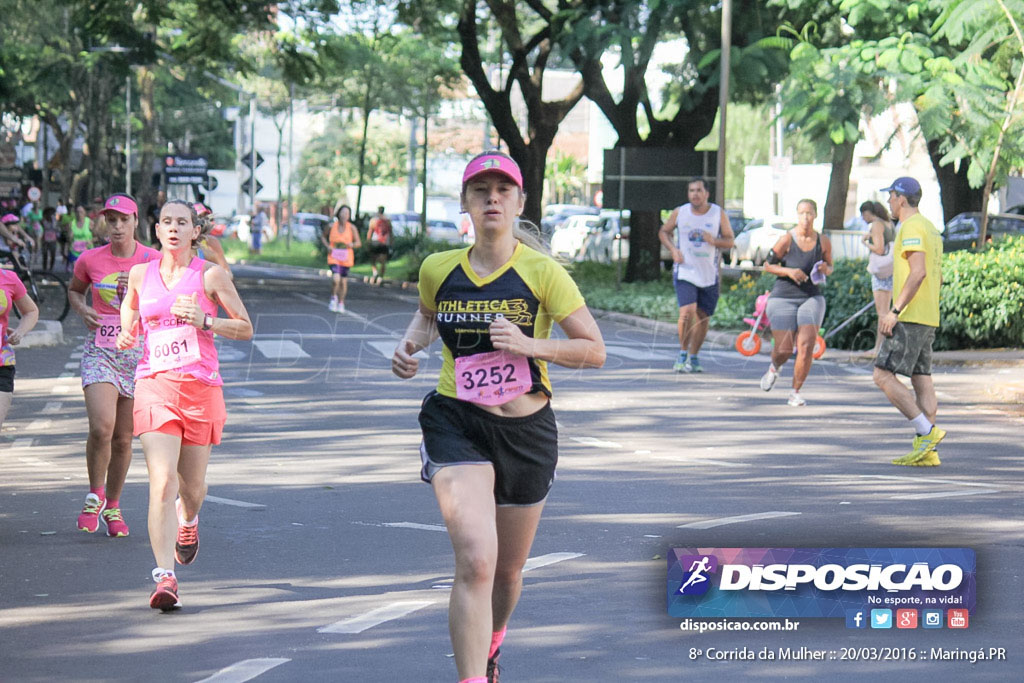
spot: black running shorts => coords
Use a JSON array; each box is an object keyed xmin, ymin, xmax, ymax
[
  {"xmin": 0, "ymin": 365, "xmax": 14, "ymax": 393},
  {"xmin": 418, "ymin": 391, "xmax": 558, "ymax": 506}
]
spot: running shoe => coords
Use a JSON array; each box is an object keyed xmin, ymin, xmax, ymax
[
  {"xmin": 174, "ymin": 499, "xmax": 199, "ymax": 565},
  {"xmin": 686, "ymin": 356, "xmax": 703, "ymax": 373},
  {"xmin": 760, "ymin": 365, "xmax": 778, "ymax": 392},
  {"xmin": 892, "ymin": 450, "xmax": 941, "ymax": 467},
  {"xmin": 487, "ymin": 647, "xmax": 501, "ymax": 683},
  {"xmin": 672, "ymin": 351, "xmax": 688, "ymax": 372},
  {"xmin": 337, "ymin": 301, "xmax": 346, "ymax": 313},
  {"xmin": 787, "ymin": 391, "xmax": 806, "ymax": 407},
  {"xmin": 149, "ymin": 572, "xmax": 181, "ymax": 612},
  {"xmin": 101, "ymin": 507, "xmax": 130, "ymax": 537},
  {"xmin": 76, "ymin": 493, "xmax": 106, "ymax": 533},
  {"xmin": 896, "ymin": 426, "xmax": 947, "ymax": 465},
  {"xmin": 328, "ymin": 297, "xmax": 339, "ymax": 312}
]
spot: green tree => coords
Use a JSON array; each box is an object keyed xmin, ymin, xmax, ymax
[{"xmin": 545, "ymin": 151, "xmax": 587, "ymax": 204}]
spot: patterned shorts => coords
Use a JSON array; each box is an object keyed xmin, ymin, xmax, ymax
[{"xmin": 81, "ymin": 339, "xmax": 143, "ymax": 398}]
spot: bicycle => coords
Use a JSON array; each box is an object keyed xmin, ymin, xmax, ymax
[{"xmin": 1, "ymin": 248, "xmax": 70, "ymax": 322}]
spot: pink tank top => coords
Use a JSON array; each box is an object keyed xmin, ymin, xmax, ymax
[{"xmin": 135, "ymin": 258, "xmax": 221, "ymax": 385}]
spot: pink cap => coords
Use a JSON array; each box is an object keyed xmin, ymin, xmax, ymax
[
  {"xmin": 193, "ymin": 202, "xmax": 212, "ymax": 217},
  {"xmin": 462, "ymin": 154, "xmax": 523, "ymax": 189},
  {"xmin": 102, "ymin": 194, "xmax": 138, "ymax": 215},
  {"xmin": 1, "ymin": 213, "xmax": 18, "ymax": 223}
]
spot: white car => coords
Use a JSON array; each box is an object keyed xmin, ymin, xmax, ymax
[
  {"xmin": 426, "ymin": 219, "xmax": 463, "ymax": 244},
  {"xmin": 550, "ymin": 214, "xmax": 600, "ymax": 259},
  {"xmin": 730, "ymin": 216, "xmax": 797, "ymax": 266}
]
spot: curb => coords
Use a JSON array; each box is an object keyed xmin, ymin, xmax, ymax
[{"xmin": 18, "ymin": 320, "xmax": 63, "ymax": 348}]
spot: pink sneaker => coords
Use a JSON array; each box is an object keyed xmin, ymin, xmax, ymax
[
  {"xmin": 101, "ymin": 507, "xmax": 130, "ymax": 537},
  {"xmin": 76, "ymin": 493, "xmax": 106, "ymax": 533}
]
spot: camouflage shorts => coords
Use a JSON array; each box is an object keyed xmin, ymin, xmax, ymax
[{"xmin": 874, "ymin": 321, "xmax": 936, "ymax": 377}]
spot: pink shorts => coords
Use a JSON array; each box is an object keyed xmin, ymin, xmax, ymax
[{"xmin": 133, "ymin": 372, "xmax": 226, "ymax": 446}]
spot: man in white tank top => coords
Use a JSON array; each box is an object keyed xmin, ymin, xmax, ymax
[{"xmin": 658, "ymin": 179, "xmax": 735, "ymax": 373}]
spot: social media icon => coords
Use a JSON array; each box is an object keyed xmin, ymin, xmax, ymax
[
  {"xmin": 870, "ymin": 609, "xmax": 892, "ymax": 629},
  {"xmin": 896, "ymin": 609, "xmax": 918, "ymax": 629},
  {"xmin": 948, "ymin": 609, "xmax": 969, "ymax": 629},
  {"xmin": 846, "ymin": 609, "xmax": 867, "ymax": 629},
  {"xmin": 923, "ymin": 610, "xmax": 943, "ymax": 628}
]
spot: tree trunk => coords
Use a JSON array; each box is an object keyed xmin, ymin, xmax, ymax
[
  {"xmin": 355, "ymin": 83, "xmax": 372, "ymax": 226},
  {"xmin": 136, "ymin": 67, "xmax": 158, "ymax": 224},
  {"xmin": 926, "ymin": 137, "xmax": 983, "ymax": 224},
  {"xmin": 625, "ymin": 209, "xmax": 664, "ymax": 282},
  {"xmin": 823, "ymin": 141, "xmax": 855, "ymax": 230}
]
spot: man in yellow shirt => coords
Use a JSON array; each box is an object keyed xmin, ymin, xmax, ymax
[{"xmin": 872, "ymin": 177, "xmax": 945, "ymax": 465}]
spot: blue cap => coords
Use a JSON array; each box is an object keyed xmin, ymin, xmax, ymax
[{"xmin": 880, "ymin": 176, "xmax": 921, "ymax": 196}]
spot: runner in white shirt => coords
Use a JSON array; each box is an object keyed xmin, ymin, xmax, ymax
[{"xmin": 658, "ymin": 179, "xmax": 735, "ymax": 373}]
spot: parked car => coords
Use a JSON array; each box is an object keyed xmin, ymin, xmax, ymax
[
  {"xmin": 288, "ymin": 212, "xmax": 332, "ymax": 242},
  {"xmin": 425, "ymin": 219, "xmax": 463, "ymax": 244},
  {"xmin": 943, "ymin": 212, "xmax": 1024, "ymax": 251},
  {"xmin": 550, "ymin": 214, "xmax": 601, "ymax": 259},
  {"xmin": 540, "ymin": 205, "xmax": 600, "ymax": 238},
  {"xmin": 730, "ymin": 216, "xmax": 798, "ymax": 265},
  {"xmin": 390, "ymin": 212, "xmax": 422, "ymax": 237},
  {"xmin": 209, "ymin": 215, "xmax": 233, "ymax": 238}
]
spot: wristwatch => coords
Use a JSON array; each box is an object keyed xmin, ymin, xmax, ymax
[
  {"xmin": 891, "ymin": 306, "xmax": 902, "ymax": 316},
  {"xmin": 202, "ymin": 313, "xmax": 214, "ymax": 331}
]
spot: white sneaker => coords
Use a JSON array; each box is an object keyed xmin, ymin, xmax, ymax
[
  {"xmin": 336, "ymin": 301, "xmax": 346, "ymax": 313},
  {"xmin": 760, "ymin": 365, "xmax": 778, "ymax": 392},
  {"xmin": 328, "ymin": 298, "xmax": 338, "ymax": 312},
  {"xmin": 787, "ymin": 391, "xmax": 806, "ymax": 407}
]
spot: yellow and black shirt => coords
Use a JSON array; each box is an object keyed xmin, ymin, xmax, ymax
[{"xmin": 418, "ymin": 242, "xmax": 586, "ymax": 399}]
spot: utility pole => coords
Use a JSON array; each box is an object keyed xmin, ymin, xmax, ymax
[
  {"xmin": 249, "ymin": 97, "xmax": 257, "ymax": 211},
  {"xmin": 287, "ymin": 82, "xmax": 294, "ymax": 249},
  {"xmin": 716, "ymin": 0, "xmax": 732, "ymax": 208},
  {"xmin": 125, "ymin": 74, "xmax": 132, "ymax": 195}
]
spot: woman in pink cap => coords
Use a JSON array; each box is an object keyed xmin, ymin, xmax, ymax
[
  {"xmin": 392, "ymin": 150, "xmax": 605, "ymax": 682},
  {"xmin": 0, "ymin": 256, "xmax": 39, "ymax": 431},
  {"xmin": 68, "ymin": 193, "xmax": 161, "ymax": 537},
  {"xmin": 118, "ymin": 200, "xmax": 252, "ymax": 611},
  {"xmin": 192, "ymin": 203, "xmax": 232, "ymax": 276}
]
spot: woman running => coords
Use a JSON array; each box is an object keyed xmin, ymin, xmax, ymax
[
  {"xmin": 69, "ymin": 194, "xmax": 160, "ymax": 537},
  {"xmin": 392, "ymin": 151, "xmax": 605, "ymax": 683},
  {"xmin": 192, "ymin": 203, "xmax": 232, "ymax": 277},
  {"xmin": 0, "ymin": 265, "xmax": 39, "ymax": 431},
  {"xmin": 68, "ymin": 205, "xmax": 93, "ymax": 267},
  {"xmin": 760, "ymin": 199, "xmax": 833, "ymax": 406},
  {"xmin": 117, "ymin": 199, "xmax": 252, "ymax": 611},
  {"xmin": 320, "ymin": 204, "xmax": 361, "ymax": 312}
]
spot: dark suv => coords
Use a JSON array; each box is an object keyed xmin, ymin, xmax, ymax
[{"xmin": 943, "ymin": 212, "xmax": 1024, "ymax": 251}]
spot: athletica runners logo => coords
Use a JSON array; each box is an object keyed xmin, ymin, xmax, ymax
[
  {"xmin": 676, "ymin": 554, "xmax": 718, "ymax": 595},
  {"xmin": 481, "ymin": 159, "xmax": 500, "ymax": 169}
]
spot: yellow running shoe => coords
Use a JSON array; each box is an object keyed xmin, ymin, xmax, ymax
[
  {"xmin": 897, "ymin": 426, "xmax": 947, "ymax": 464},
  {"xmin": 892, "ymin": 450, "xmax": 941, "ymax": 467}
]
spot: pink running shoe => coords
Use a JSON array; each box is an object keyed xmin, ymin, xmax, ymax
[
  {"xmin": 149, "ymin": 573, "xmax": 181, "ymax": 612},
  {"xmin": 101, "ymin": 507, "xmax": 130, "ymax": 537},
  {"xmin": 76, "ymin": 493, "xmax": 106, "ymax": 533}
]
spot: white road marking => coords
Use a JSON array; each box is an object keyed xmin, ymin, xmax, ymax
[
  {"xmin": 860, "ymin": 475, "xmax": 998, "ymax": 489},
  {"xmin": 318, "ymin": 601, "xmax": 435, "ymax": 634},
  {"xmin": 569, "ymin": 436, "xmax": 622, "ymax": 449},
  {"xmin": 382, "ymin": 522, "xmax": 447, "ymax": 532},
  {"xmin": 194, "ymin": 658, "xmax": 291, "ymax": 683},
  {"xmin": 252, "ymin": 339, "xmax": 310, "ymax": 359},
  {"xmin": 678, "ymin": 511, "xmax": 802, "ymax": 529},
  {"xmin": 603, "ymin": 345, "xmax": 672, "ymax": 361},
  {"xmin": 896, "ymin": 490, "xmax": 1000, "ymax": 501},
  {"xmin": 63, "ymin": 362, "xmax": 79, "ymax": 370},
  {"xmin": 366, "ymin": 340, "xmax": 428, "ymax": 360},
  {"xmin": 54, "ymin": 377, "xmax": 73, "ymax": 384},
  {"xmin": 70, "ymin": 352, "xmax": 83, "ymax": 359},
  {"xmin": 27, "ymin": 420, "xmax": 52, "ymax": 431},
  {"xmin": 652, "ymin": 454, "xmax": 746, "ymax": 468},
  {"xmin": 523, "ymin": 552, "xmax": 585, "ymax": 572},
  {"xmin": 12, "ymin": 438, "xmax": 34, "ymax": 449},
  {"xmin": 41, "ymin": 402, "xmax": 62, "ymax": 414},
  {"xmin": 18, "ymin": 457, "xmax": 52, "ymax": 468},
  {"xmin": 204, "ymin": 495, "xmax": 266, "ymax": 510},
  {"xmin": 294, "ymin": 292, "xmax": 404, "ymax": 337}
]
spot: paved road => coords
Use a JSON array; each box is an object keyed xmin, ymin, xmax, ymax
[{"xmin": 1, "ymin": 264, "xmax": 1021, "ymax": 682}]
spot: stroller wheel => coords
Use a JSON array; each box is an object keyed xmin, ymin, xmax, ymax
[
  {"xmin": 813, "ymin": 334, "xmax": 826, "ymax": 359},
  {"xmin": 735, "ymin": 330, "xmax": 762, "ymax": 356}
]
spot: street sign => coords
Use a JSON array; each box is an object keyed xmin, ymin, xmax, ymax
[
  {"xmin": 241, "ymin": 174, "xmax": 263, "ymax": 197},
  {"xmin": 0, "ymin": 166, "xmax": 22, "ymax": 198},
  {"xmin": 27, "ymin": 186, "xmax": 41, "ymax": 202},
  {"xmin": 241, "ymin": 150, "xmax": 265, "ymax": 170},
  {"xmin": 601, "ymin": 148, "xmax": 717, "ymax": 210},
  {"xmin": 164, "ymin": 154, "xmax": 209, "ymax": 185},
  {"xmin": 203, "ymin": 175, "xmax": 219, "ymax": 192}
]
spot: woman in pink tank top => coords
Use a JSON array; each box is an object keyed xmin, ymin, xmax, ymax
[{"xmin": 117, "ymin": 199, "xmax": 253, "ymax": 612}]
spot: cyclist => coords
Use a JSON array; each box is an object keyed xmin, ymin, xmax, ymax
[
  {"xmin": 69, "ymin": 194, "xmax": 160, "ymax": 537},
  {"xmin": 392, "ymin": 151, "xmax": 605, "ymax": 682},
  {"xmin": 117, "ymin": 199, "xmax": 252, "ymax": 611}
]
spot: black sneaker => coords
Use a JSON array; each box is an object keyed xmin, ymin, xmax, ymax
[{"xmin": 486, "ymin": 647, "xmax": 501, "ymax": 683}]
